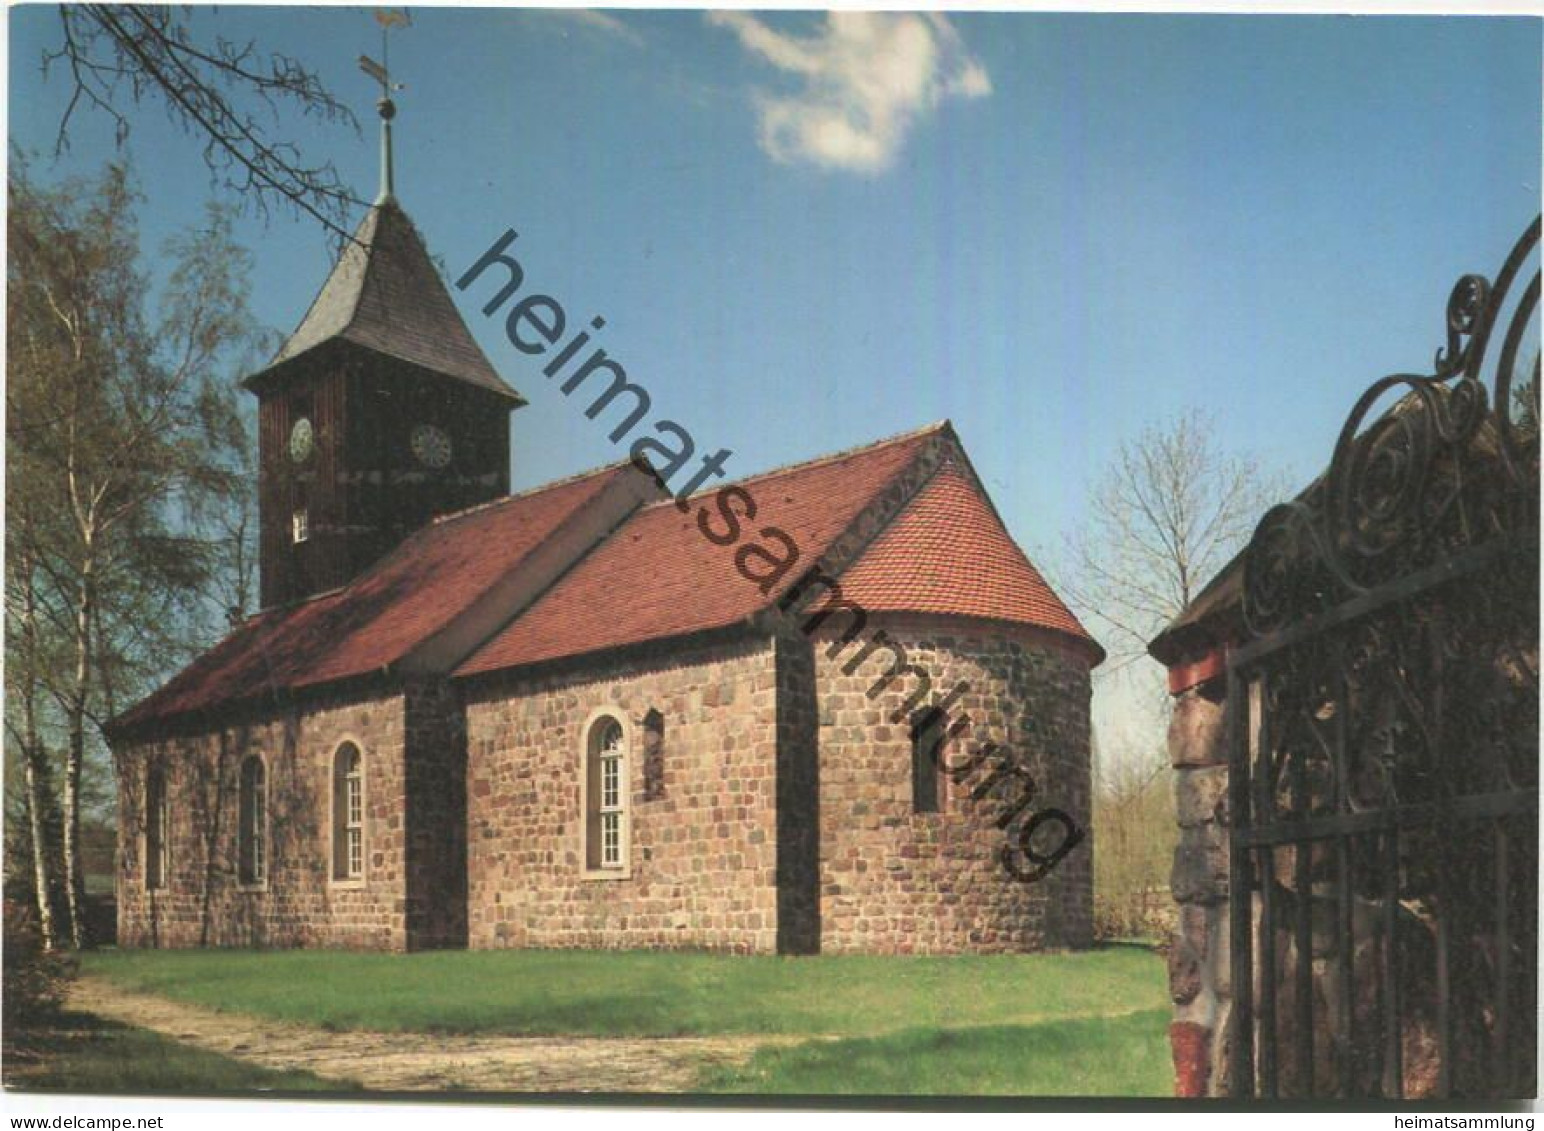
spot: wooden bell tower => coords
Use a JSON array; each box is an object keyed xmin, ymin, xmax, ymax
[{"xmin": 244, "ymin": 57, "xmax": 525, "ymax": 609}]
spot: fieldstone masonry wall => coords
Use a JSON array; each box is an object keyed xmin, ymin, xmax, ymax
[
  {"xmin": 402, "ymin": 677, "xmax": 470, "ymax": 949},
  {"xmin": 814, "ymin": 613, "xmax": 1094, "ymax": 954},
  {"xmin": 774, "ymin": 630, "xmax": 822, "ymax": 954},
  {"xmin": 116, "ymin": 692, "xmax": 413, "ymax": 950},
  {"xmin": 463, "ymin": 634, "xmax": 784, "ymax": 952},
  {"xmin": 116, "ymin": 615, "xmax": 1096, "ymax": 957},
  {"xmin": 1166, "ymin": 677, "xmax": 1232, "ymax": 1096}
]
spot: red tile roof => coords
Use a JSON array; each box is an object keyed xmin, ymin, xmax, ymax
[
  {"xmin": 836, "ymin": 459, "xmax": 1102, "ymax": 659},
  {"xmin": 455, "ymin": 424, "xmax": 1101, "ymax": 678},
  {"xmin": 113, "ymin": 421, "xmax": 1102, "ymax": 732},
  {"xmin": 110, "ymin": 465, "xmax": 627, "ymax": 732},
  {"xmin": 454, "ymin": 426, "xmax": 940, "ymax": 676}
]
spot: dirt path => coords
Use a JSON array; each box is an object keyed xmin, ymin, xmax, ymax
[{"xmin": 67, "ymin": 976, "xmax": 795, "ymax": 1093}]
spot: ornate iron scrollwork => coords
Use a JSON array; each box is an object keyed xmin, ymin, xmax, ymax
[
  {"xmin": 1243, "ymin": 219, "xmax": 1541, "ymax": 637},
  {"xmin": 1229, "ymin": 218, "xmax": 1540, "ymax": 1100}
]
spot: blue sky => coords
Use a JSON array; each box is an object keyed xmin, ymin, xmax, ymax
[{"xmin": 9, "ymin": 7, "xmax": 1541, "ymax": 693}]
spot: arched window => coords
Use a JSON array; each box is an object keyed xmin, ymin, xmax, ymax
[
  {"xmin": 911, "ymin": 708, "xmax": 947, "ymax": 814},
  {"xmin": 332, "ymin": 742, "xmax": 364, "ymax": 881},
  {"xmin": 585, "ymin": 718, "xmax": 627, "ymax": 870},
  {"xmin": 145, "ymin": 762, "xmax": 168, "ymax": 890},
  {"xmin": 238, "ymin": 755, "xmax": 267, "ymax": 885}
]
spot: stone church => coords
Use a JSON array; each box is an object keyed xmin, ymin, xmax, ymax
[{"xmin": 106, "ymin": 109, "xmax": 1103, "ymax": 956}]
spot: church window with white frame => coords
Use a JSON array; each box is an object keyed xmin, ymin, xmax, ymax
[
  {"xmin": 238, "ymin": 754, "xmax": 267, "ymax": 886},
  {"xmin": 586, "ymin": 718, "xmax": 627, "ymax": 871},
  {"xmin": 332, "ymin": 742, "xmax": 364, "ymax": 880}
]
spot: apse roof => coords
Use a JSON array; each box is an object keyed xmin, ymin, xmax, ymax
[{"xmin": 456, "ymin": 424, "xmax": 1102, "ymax": 678}]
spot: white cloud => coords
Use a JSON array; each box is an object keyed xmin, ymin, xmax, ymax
[
  {"xmin": 542, "ymin": 9, "xmax": 643, "ymax": 47},
  {"xmin": 707, "ymin": 11, "xmax": 991, "ymax": 174}
]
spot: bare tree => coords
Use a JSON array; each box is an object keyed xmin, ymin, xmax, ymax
[
  {"xmin": 44, "ymin": 4, "xmax": 359, "ymax": 237},
  {"xmin": 211, "ymin": 470, "xmax": 259, "ymax": 629},
  {"xmin": 1055, "ymin": 409, "xmax": 1285, "ymax": 940},
  {"xmin": 1061, "ymin": 407, "xmax": 1285, "ymax": 670}
]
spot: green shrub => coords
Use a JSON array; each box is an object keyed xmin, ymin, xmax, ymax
[
  {"xmin": 4, "ymin": 899, "xmax": 78, "ymax": 1029},
  {"xmin": 1093, "ymin": 762, "xmax": 1178, "ymax": 943}
]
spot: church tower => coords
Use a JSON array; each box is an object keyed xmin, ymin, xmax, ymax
[{"xmin": 245, "ymin": 85, "xmax": 525, "ymax": 609}]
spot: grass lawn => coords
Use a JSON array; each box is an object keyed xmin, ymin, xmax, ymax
[
  {"xmin": 5, "ymin": 1012, "xmax": 355, "ymax": 1095},
  {"xmin": 84, "ymin": 944, "xmax": 1166, "ymax": 1040},
  {"xmin": 699, "ymin": 1008, "xmax": 1174, "ymax": 1096}
]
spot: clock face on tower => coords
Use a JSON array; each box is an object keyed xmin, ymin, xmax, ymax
[
  {"xmin": 288, "ymin": 417, "xmax": 314, "ymax": 463},
  {"xmin": 410, "ymin": 423, "xmax": 453, "ymax": 469}
]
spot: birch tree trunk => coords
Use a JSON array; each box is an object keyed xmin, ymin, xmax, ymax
[
  {"xmin": 62, "ymin": 557, "xmax": 95, "ymax": 949},
  {"xmin": 16, "ymin": 537, "xmax": 60, "ymax": 952},
  {"xmin": 22, "ymin": 750, "xmax": 60, "ymax": 952}
]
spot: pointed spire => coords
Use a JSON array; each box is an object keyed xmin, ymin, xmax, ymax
[
  {"xmin": 377, "ymin": 95, "xmax": 396, "ymax": 204},
  {"xmin": 358, "ymin": 11, "xmax": 408, "ymax": 203}
]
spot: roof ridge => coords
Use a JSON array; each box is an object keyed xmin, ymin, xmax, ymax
[
  {"xmin": 638, "ymin": 419, "xmax": 952, "ymax": 512},
  {"xmin": 430, "ymin": 459, "xmax": 640, "ymax": 527},
  {"xmin": 247, "ymin": 583, "xmax": 348, "ymax": 621},
  {"xmin": 437, "ymin": 420, "xmax": 950, "ymax": 529}
]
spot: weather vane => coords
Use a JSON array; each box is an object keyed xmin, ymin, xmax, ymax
[{"xmin": 359, "ymin": 9, "xmax": 410, "ymax": 202}]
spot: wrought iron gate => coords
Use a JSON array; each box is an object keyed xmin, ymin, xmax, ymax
[{"xmin": 1228, "ymin": 220, "xmax": 1541, "ymax": 1098}]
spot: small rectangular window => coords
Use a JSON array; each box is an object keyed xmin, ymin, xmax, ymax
[
  {"xmin": 292, "ymin": 508, "xmax": 309, "ymax": 543},
  {"xmin": 911, "ymin": 709, "xmax": 945, "ymax": 814}
]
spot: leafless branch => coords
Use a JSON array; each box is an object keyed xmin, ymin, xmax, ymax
[
  {"xmin": 43, "ymin": 5, "xmax": 361, "ymax": 238},
  {"xmin": 1058, "ymin": 407, "xmax": 1287, "ymax": 668}
]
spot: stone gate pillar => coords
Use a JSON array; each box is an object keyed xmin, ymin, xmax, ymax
[{"xmin": 1164, "ymin": 647, "xmax": 1231, "ymax": 1097}]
